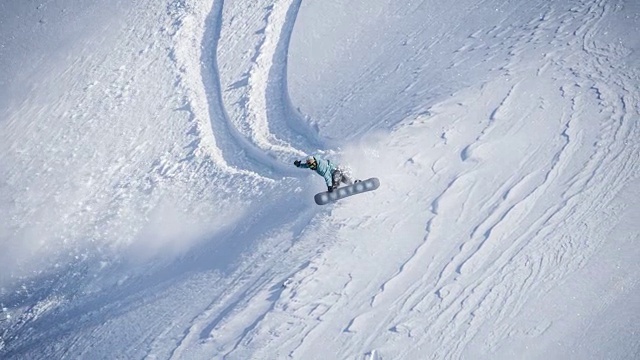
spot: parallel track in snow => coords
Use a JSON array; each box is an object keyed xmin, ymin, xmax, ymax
[{"xmin": 174, "ymin": 0, "xmax": 324, "ymax": 180}]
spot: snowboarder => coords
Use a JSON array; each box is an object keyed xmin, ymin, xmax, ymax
[{"xmin": 294, "ymin": 155, "xmax": 359, "ymax": 192}]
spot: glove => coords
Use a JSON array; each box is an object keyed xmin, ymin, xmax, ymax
[{"xmin": 294, "ymin": 160, "xmax": 301, "ymax": 167}]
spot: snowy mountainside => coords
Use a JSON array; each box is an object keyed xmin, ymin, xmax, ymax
[{"xmin": 1, "ymin": 0, "xmax": 639, "ymax": 359}]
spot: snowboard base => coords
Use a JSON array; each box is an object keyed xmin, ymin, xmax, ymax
[{"xmin": 314, "ymin": 177, "xmax": 380, "ymax": 205}]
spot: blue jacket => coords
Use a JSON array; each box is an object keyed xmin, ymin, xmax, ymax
[{"xmin": 299, "ymin": 156, "xmax": 337, "ymax": 187}]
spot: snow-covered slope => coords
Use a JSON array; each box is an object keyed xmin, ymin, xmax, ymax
[{"xmin": 1, "ymin": 0, "xmax": 638, "ymax": 359}]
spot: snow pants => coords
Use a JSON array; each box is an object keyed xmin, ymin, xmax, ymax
[{"xmin": 332, "ymin": 168, "xmax": 353, "ymax": 187}]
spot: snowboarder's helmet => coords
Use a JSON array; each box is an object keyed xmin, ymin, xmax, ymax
[{"xmin": 306, "ymin": 156, "xmax": 317, "ymax": 169}]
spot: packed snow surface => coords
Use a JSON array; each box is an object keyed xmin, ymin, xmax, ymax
[{"xmin": 1, "ymin": 0, "xmax": 639, "ymax": 359}]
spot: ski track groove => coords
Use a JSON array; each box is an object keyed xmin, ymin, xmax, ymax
[
  {"xmin": 244, "ymin": 0, "xmax": 324, "ymax": 157},
  {"xmin": 177, "ymin": 0, "xmax": 309, "ymax": 180},
  {"xmin": 201, "ymin": 0, "xmax": 293, "ymax": 177}
]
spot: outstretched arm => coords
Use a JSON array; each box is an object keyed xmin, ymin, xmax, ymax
[{"xmin": 294, "ymin": 160, "xmax": 309, "ymax": 168}]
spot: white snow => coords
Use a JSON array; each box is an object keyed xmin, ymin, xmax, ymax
[{"xmin": 1, "ymin": 0, "xmax": 639, "ymax": 359}]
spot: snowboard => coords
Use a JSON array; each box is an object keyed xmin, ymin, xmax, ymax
[{"xmin": 314, "ymin": 177, "xmax": 380, "ymax": 205}]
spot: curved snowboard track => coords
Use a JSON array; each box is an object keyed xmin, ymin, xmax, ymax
[{"xmin": 178, "ymin": 0, "xmax": 323, "ymax": 179}]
